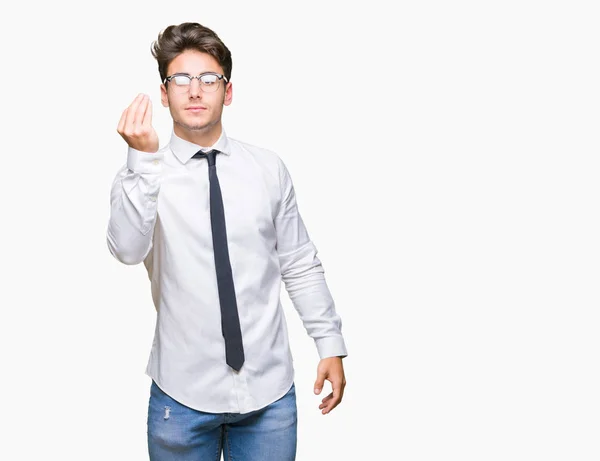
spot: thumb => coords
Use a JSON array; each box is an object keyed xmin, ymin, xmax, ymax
[{"xmin": 314, "ymin": 371, "xmax": 326, "ymax": 395}]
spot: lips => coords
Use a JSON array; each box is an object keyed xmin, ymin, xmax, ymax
[{"xmin": 186, "ymin": 106, "xmax": 206, "ymax": 111}]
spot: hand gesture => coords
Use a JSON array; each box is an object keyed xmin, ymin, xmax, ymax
[{"xmin": 117, "ymin": 94, "xmax": 159, "ymax": 153}]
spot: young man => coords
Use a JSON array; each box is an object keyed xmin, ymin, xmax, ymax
[{"xmin": 106, "ymin": 22, "xmax": 347, "ymax": 460}]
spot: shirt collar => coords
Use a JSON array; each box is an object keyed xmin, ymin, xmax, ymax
[{"xmin": 169, "ymin": 128, "xmax": 232, "ymax": 164}]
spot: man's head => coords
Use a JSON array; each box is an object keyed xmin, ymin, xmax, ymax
[{"xmin": 151, "ymin": 23, "xmax": 233, "ymax": 143}]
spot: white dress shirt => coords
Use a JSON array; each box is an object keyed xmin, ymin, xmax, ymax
[{"xmin": 106, "ymin": 128, "xmax": 347, "ymax": 413}]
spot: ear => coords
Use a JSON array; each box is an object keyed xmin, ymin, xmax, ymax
[
  {"xmin": 223, "ymin": 81, "xmax": 233, "ymax": 106},
  {"xmin": 160, "ymin": 84, "xmax": 169, "ymax": 107}
]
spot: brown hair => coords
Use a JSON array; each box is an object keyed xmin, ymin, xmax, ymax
[{"xmin": 151, "ymin": 22, "xmax": 233, "ymax": 84}]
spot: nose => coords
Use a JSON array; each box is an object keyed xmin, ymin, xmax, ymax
[{"xmin": 189, "ymin": 78, "xmax": 203, "ymax": 98}]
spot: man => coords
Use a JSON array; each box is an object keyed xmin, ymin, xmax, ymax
[{"xmin": 106, "ymin": 22, "xmax": 347, "ymax": 460}]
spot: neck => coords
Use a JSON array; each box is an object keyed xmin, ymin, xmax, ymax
[{"xmin": 173, "ymin": 120, "xmax": 223, "ymax": 148}]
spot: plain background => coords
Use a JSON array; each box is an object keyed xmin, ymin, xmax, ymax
[{"xmin": 1, "ymin": 0, "xmax": 599, "ymax": 459}]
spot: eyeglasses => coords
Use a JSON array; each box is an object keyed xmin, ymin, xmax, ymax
[{"xmin": 164, "ymin": 72, "xmax": 228, "ymax": 93}]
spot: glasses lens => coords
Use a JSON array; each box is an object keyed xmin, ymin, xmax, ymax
[
  {"xmin": 170, "ymin": 75, "xmax": 191, "ymax": 92},
  {"xmin": 173, "ymin": 75, "xmax": 191, "ymax": 85},
  {"xmin": 200, "ymin": 74, "xmax": 220, "ymax": 92}
]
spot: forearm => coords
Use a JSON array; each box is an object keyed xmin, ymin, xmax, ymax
[
  {"xmin": 106, "ymin": 147, "xmax": 163, "ymax": 265},
  {"xmin": 280, "ymin": 240, "xmax": 348, "ymax": 359}
]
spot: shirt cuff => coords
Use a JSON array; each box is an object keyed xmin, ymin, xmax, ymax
[
  {"xmin": 127, "ymin": 147, "xmax": 164, "ymax": 174},
  {"xmin": 315, "ymin": 336, "xmax": 348, "ymax": 360}
]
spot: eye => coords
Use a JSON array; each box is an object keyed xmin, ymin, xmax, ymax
[
  {"xmin": 173, "ymin": 75, "xmax": 191, "ymax": 85},
  {"xmin": 200, "ymin": 74, "xmax": 218, "ymax": 85}
]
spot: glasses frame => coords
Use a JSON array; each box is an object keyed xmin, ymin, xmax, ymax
[{"xmin": 163, "ymin": 72, "xmax": 229, "ymax": 92}]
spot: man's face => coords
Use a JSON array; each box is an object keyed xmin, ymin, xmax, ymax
[{"xmin": 160, "ymin": 49, "xmax": 232, "ymax": 136}]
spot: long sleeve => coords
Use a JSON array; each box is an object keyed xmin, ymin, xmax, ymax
[
  {"xmin": 106, "ymin": 147, "xmax": 164, "ymax": 265},
  {"xmin": 274, "ymin": 157, "xmax": 348, "ymax": 359}
]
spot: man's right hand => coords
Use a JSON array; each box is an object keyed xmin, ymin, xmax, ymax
[{"xmin": 117, "ymin": 94, "xmax": 159, "ymax": 153}]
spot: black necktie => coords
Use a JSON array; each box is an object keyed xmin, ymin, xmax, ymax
[{"xmin": 192, "ymin": 149, "xmax": 245, "ymax": 371}]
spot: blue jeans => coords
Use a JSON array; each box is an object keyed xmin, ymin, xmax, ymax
[{"xmin": 147, "ymin": 381, "xmax": 297, "ymax": 460}]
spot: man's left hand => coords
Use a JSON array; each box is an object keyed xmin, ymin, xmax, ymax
[{"xmin": 313, "ymin": 356, "xmax": 346, "ymax": 415}]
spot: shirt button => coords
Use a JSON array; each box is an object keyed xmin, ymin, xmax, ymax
[
  {"xmin": 149, "ymin": 195, "xmax": 157, "ymax": 201},
  {"xmin": 152, "ymin": 159, "xmax": 159, "ymax": 165}
]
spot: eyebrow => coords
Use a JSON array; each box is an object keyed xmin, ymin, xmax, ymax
[{"xmin": 171, "ymin": 71, "xmax": 219, "ymax": 76}]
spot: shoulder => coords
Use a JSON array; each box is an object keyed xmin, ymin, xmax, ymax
[
  {"xmin": 229, "ymin": 137, "xmax": 281, "ymax": 162},
  {"xmin": 228, "ymin": 137, "xmax": 290, "ymax": 178}
]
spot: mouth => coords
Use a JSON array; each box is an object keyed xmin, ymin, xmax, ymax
[{"xmin": 186, "ymin": 106, "xmax": 207, "ymax": 113}]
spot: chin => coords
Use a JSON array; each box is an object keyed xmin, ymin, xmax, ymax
[
  {"xmin": 188, "ymin": 125, "xmax": 209, "ymax": 131},
  {"xmin": 174, "ymin": 116, "xmax": 206, "ymax": 131}
]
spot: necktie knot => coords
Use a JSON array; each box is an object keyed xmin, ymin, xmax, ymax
[{"xmin": 192, "ymin": 149, "xmax": 220, "ymax": 167}]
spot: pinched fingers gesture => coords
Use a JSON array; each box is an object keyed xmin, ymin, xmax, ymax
[{"xmin": 117, "ymin": 93, "xmax": 159, "ymax": 153}]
